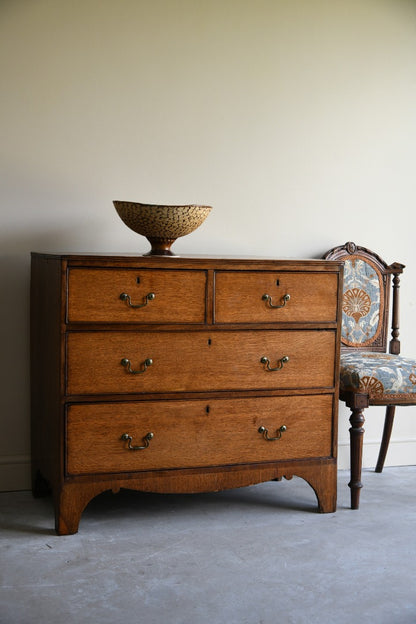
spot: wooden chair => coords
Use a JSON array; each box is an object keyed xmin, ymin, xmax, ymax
[{"xmin": 323, "ymin": 242, "xmax": 416, "ymax": 509}]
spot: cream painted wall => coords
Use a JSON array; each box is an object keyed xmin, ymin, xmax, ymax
[{"xmin": 1, "ymin": 0, "xmax": 416, "ymax": 490}]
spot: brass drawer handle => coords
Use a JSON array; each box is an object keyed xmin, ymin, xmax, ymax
[
  {"xmin": 260, "ymin": 355, "xmax": 289, "ymax": 371},
  {"xmin": 121, "ymin": 432, "xmax": 154, "ymax": 450},
  {"xmin": 262, "ymin": 293, "xmax": 290, "ymax": 309},
  {"xmin": 121, "ymin": 357, "xmax": 153, "ymax": 374},
  {"xmin": 120, "ymin": 292, "xmax": 156, "ymax": 308},
  {"xmin": 258, "ymin": 425, "xmax": 287, "ymax": 441}
]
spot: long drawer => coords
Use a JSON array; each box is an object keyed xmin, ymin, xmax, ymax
[
  {"xmin": 66, "ymin": 394, "xmax": 334, "ymax": 475},
  {"xmin": 67, "ymin": 268, "xmax": 207, "ymax": 323},
  {"xmin": 66, "ymin": 330, "xmax": 336, "ymax": 395},
  {"xmin": 214, "ymin": 271, "xmax": 338, "ymax": 323}
]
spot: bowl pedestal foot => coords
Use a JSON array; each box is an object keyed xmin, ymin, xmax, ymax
[{"xmin": 143, "ymin": 237, "xmax": 178, "ymax": 256}]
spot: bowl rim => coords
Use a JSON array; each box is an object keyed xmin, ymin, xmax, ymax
[{"xmin": 113, "ymin": 201, "xmax": 212, "ymax": 210}]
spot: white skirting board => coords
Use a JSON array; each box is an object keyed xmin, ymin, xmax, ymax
[
  {"xmin": 0, "ymin": 455, "xmax": 31, "ymax": 492},
  {"xmin": 337, "ymin": 438, "xmax": 416, "ymax": 471},
  {"xmin": 0, "ymin": 443, "xmax": 415, "ymax": 491}
]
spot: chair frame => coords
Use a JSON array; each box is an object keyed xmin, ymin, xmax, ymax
[{"xmin": 324, "ymin": 242, "xmax": 406, "ymax": 509}]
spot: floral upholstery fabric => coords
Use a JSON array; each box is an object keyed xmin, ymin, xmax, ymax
[
  {"xmin": 340, "ymin": 352, "xmax": 416, "ymax": 400},
  {"xmin": 342, "ymin": 257, "xmax": 383, "ymax": 347}
]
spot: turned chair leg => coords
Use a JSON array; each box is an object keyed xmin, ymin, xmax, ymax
[
  {"xmin": 349, "ymin": 407, "xmax": 365, "ymax": 509},
  {"xmin": 375, "ymin": 405, "xmax": 396, "ymax": 473}
]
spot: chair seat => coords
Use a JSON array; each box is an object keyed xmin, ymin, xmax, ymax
[{"xmin": 340, "ymin": 352, "xmax": 416, "ymax": 400}]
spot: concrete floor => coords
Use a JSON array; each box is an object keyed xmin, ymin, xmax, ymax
[{"xmin": 1, "ymin": 468, "xmax": 416, "ymax": 624}]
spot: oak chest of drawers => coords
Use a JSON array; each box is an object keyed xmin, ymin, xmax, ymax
[{"xmin": 31, "ymin": 253, "xmax": 343, "ymax": 534}]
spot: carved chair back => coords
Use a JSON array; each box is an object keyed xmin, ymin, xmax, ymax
[{"xmin": 324, "ymin": 242, "xmax": 404, "ymax": 355}]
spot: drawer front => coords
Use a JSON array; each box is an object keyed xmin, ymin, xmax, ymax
[
  {"xmin": 66, "ymin": 330, "xmax": 335, "ymax": 395},
  {"xmin": 214, "ymin": 271, "xmax": 339, "ymax": 323},
  {"xmin": 67, "ymin": 268, "xmax": 207, "ymax": 323},
  {"xmin": 66, "ymin": 394, "xmax": 334, "ymax": 475}
]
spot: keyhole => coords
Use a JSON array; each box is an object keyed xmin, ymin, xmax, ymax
[
  {"xmin": 208, "ymin": 338, "xmax": 212, "ymax": 346},
  {"xmin": 206, "ymin": 405, "xmax": 210, "ymax": 414},
  {"xmin": 136, "ymin": 277, "xmax": 141, "ymax": 284},
  {"xmin": 276, "ymin": 279, "xmax": 280, "ymax": 286}
]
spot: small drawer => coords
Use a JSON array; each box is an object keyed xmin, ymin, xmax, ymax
[
  {"xmin": 214, "ymin": 271, "xmax": 339, "ymax": 324},
  {"xmin": 67, "ymin": 268, "xmax": 207, "ymax": 323},
  {"xmin": 65, "ymin": 394, "xmax": 334, "ymax": 475},
  {"xmin": 66, "ymin": 329, "xmax": 336, "ymax": 395}
]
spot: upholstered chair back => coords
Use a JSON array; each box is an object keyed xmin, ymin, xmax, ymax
[
  {"xmin": 325, "ymin": 242, "xmax": 396, "ymax": 353},
  {"xmin": 341, "ymin": 251, "xmax": 391, "ymax": 351}
]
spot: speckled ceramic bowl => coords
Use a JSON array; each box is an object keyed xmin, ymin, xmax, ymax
[{"xmin": 114, "ymin": 201, "xmax": 212, "ymax": 256}]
